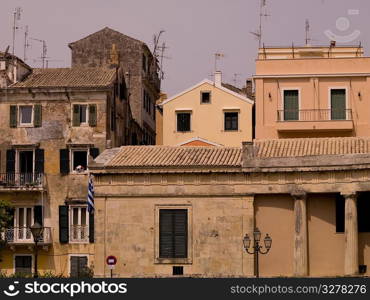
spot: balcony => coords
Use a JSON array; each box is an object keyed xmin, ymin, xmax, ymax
[
  {"xmin": 70, "ymin": 225, "xmax": 89, "ymax": 243},
  {"xmin": 276, "ymin": 109, "xmax": 353, "ymax": 132},
  {"xmin": 0, "ymin": 173, "xmax": 44, "ymax": 191},
  {"xmin": 1, "ymin": 227, "xmax": 52, "ymax": 245}
]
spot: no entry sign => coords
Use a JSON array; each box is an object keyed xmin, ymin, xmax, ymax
[{"xmin": 106, "ymin": 255, "xmax": 117, "ymax": 266}]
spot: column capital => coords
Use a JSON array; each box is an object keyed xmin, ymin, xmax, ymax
[
  {"xmin": 291, "ymin": 191, "xmax": 307, "ymax": 200},
  {"xmin": 341, "ymin": 192, "xmax": 358, "ymax": 200}
]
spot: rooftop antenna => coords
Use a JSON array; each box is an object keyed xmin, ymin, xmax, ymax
[
  {"xmin": 30, "ymin": 37, "xmax": 47, "ymax": 68},
  {"xmin": 250, "ymin": 0, "xmax": 269, "ymax": 48},
  {"xmin": 12, "ymin": 7, "xmax": 22, "ymax": 57},
  {"xmin": 157, "ymin": 41, "xmax": 170, "ymax": 80},
  {"xmin": 152, "ymin": 30, "xmax": 166, "ymax": 83},
  {"xmin": 23, "ymin": 25, "xmax": 30, "ymax": 62},
  {"xmin": 232, "ymin": 73, "xmax": 241, "ymax": 86},
  {"xmin": 305, "ymin": 19, "xmax": 311, "ymax": 46},
  {"xmin": 214, "ymin": 53, "xmax": 224, "ymax": 72}
]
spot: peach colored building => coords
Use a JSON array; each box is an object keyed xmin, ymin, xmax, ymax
[
  {"xmin": 159, "ymin": 72, "xmax": 254, "ymax": 147},
  {"xmin": 254, "ymin": 45, "xmax": 370, "ymax": 139}
]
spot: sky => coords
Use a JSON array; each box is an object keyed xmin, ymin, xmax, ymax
[{"xmin": 1, "ymin": 0, "xmax": 369, "ymax": 96}]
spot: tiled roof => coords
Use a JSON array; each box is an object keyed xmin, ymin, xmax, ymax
[
  {"xmin": 98, "ymin": 146, "xmax": 242, "ymax": 168},
  {"xmin": 251, "ymin": 137, "xmax": 370, "ymax": 158},
  {"xmin": 11, "ymin": 67, "xmax": 116, "ymax": 88}
]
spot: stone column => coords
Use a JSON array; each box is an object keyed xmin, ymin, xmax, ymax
[
  {"xmin": 292, "ymin": 191, "xmax": 308, "ymax": 277},
  {"xmin": 242, "ymin": 194, "xmax": 255, "ymax": 276},
  {"xmin": 342, "ymin": 192, "xmax": 358, "ymax": 276}
]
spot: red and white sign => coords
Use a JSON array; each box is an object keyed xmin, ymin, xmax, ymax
[{"xmin": 106, "ymin": 255, "xmax": 117, "ymax": 266}]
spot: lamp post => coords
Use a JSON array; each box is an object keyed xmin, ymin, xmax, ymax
[
  {"xmin": 243, "ymin": 227, "xmax": 272, "ymax": 278},
  {"xmin": 30, "ymin": 222, "xmax": 43, "ymax": 278}
]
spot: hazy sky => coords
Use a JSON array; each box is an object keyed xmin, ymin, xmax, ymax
[{"xmin": 1, "ymin": 0, "xmax": 369, "ymax": 96}]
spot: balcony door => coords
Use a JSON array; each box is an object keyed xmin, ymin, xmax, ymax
[
  {"xmin": 70, "ymin": 206, "xmax": 88, "ymax": 243},
  {"xmin": 19, "ymin": 151, "xmax": 34, "ymax": 185},
  {"xmin": 330, "ymin": 89, "xmax": 346, "ymax": 120},
  {"xmin": 283, "ymin": 90, "xmax": 299, "ymax": 121},
  {"xmin": 15, "ymin": 207, "xmax": 33, "ymax": 242}
]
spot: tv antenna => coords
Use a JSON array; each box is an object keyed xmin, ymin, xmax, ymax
[
  {"xmin": 250, "ymin": 0, "xmax": 270, "ymax": 48},
  {"xmin": 232, "ymin": 73, "xmax": 241, "ymax": 86},
  {"xmin": 157, "ymin": 42, "xmax": 170, "ymax": 80},
  {"xmin": 30, "ymin": 37, "xmax": 47, "ymax": 68},
  {"xmin": 153, "ymin": 30, "xmax": 169, "ymax": 82},
  {"xmin": 12, "ymin": 7, "xmax": 22, "ymax": 57},
  {"xmin": 305, "ymin": 19, "xmax": 311, "ymax": 46},
  {"xmin": 214, "ymin": 53, "xmax": 225, "ymax": 72},
  {"xmin": 23, "ymin": 25, "xmax": 31, "ymax": 62}
]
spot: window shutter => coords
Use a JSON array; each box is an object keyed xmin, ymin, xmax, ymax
[
  {"xmin": 72, "ymin": 105, "xmax": 80, "ymax": 126},
  {"xmin": 173, "ymin": 210, "xmax": 187, "ymax": 258},
  {"xmin": 60, "ymin": 149, "xmax": 70, "ymax": 175},
  {"xmin": 5, "ymin": 207, "xmax": 15, "ymax": 242},
  {"xmin": 283, "ymin": 90, "xmax": 299, "ymax": 121},
  {"xmin": 88, "ymin": 104, "xmax": 97, "ymax": 127},
  {"xmin": 331, "ymin": 89, "xmax": 346, "ymax": 120},
  {"xmin": 159, "ymin": 210, "xmax": 174, "ymax": 258},
  {"xmin": 70, "ymin": 256, "xmax": 78, "ymax": 277},
  {"xmin": 35, "ymin": 149, "xmax": 44, "ymax": 174},
  {"xmin": 89, "ymin": 212, "xmax": 94, "ymax": 243},
  {"xmin": 34, "ymin": 104, "xmax": 42, "ymax": 127},
  {"xmin": 59, "ymin": 205, "xmax": 69, "ymax": 243},
  {"xmin": 10, "ymin": 105, "xmax": 17, "ymax": 128},
  {"xmin": 6, "ymin": 149, "xmax": 16, "ymax": 174},
  {"xmin": 34, "ymin": 205, "xmax": 43, "ymax": 226},
  {"xmin": 78, "ymin": 257, "xmax": 88, "ymax": 277},
  {"xmin": 89, "ymin": 147, "xmax": 99, "ymax": 159}
]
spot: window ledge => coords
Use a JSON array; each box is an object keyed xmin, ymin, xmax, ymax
[
  {"xmin": 155, "ymin": 258, "xmax": 192, "ymax": 264},
  {"xmin": 18, "ymin": 124, "xmax": 34, "ymax": 128}
]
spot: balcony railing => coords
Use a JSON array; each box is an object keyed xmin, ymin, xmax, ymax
[
  {"xmin": 0, "ymin": 173, "xmax": 43, "ymax": 188},
  {"xmin": 1, "ymin": 227, "xmax": 51, "ymax": 244},
  {"xmin": 70, "ymin": 225, "xmax": 89, "ymax": 243},
  {"xmin": 277, "ymin": 109, "xmax": 352, "ymax": 122}
]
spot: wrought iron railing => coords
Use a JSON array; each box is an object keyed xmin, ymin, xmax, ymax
[
  {"xmin": 277, "ymin": 109, "xmax": 352, "ymax": 122},
  {"xmin": 0, "ymin": 173, "xmax": 43, "ymax": 188},
  {"xmin": 70, "ymin": 225, "xmax": 89, "ymax": 242},
  {"xmin": 1, "ymin": 227, "xmax": 51, "ymax": 244}
]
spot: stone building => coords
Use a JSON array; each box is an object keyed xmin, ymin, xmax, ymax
[
  {"xmin": 90, "ymin": 138, "xmax": 370, "ymax": 277},
  {"xmin": 69, "ymin": 27, "xmax": 160, "ymax": 145},
  {"xmin": 0, "ymin": 50, "xmax": 31, "ymax": 88},
  {"xmin": 0, "ymin": 65, "xmax": 128, "ymax": 276}
]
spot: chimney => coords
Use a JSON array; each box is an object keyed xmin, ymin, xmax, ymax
[
  {"xmin": 246, "ymin": 78, "xmax": 253, "ymax": 98},
  {"xmin": 214, "ymin": 71, "xmax": 222, "ymax": 87}
]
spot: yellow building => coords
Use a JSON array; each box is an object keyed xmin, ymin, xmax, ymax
[
  {"xmin": 254, "ymin": 44, "xmax": 369, "ymax": 139},
  {"xmin": 159, "ymin": 72, "xmax": 254, "ymax": 146}
]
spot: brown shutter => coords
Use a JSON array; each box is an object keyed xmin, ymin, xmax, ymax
[
  {"xmin": 34, "ymin": 104, "xmax": 42, "ymax": 127},
  {"xmin": 59, "ymin": 205, "xmax": 69, "ymax": 243},
  {"xmin": 88, "ymin": 104, "xmax": 97, "ymax": 127},
  {"xmin": 72, "ymin": 105, "xmax": 80, "ymax": 126},
  {"xmin": 10, "ymin": 105, "xmax": 17, "ymax": 128}
]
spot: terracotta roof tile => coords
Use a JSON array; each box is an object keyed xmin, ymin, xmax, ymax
[
  {"xmin": 252, "ymin": 137, "xmax": 370, "ymax": 158},
  {"xmin": 100, "ymin": 146, "xmax": 242, "ymax": 168},
  {"xmin": 11, "ymin": 67, "xmax": 116, "ymax": 88}
]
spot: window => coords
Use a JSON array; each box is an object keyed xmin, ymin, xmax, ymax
[
  {"xmin": 19, "ymin": 106, "xmax": 33, "ymax": 125},
  {"xmin": 177, "ymin": 113, "xmax": 191, "ymax": 132},
  {"xmin": 336, "ymin": 193, "xmax": 370, "ymax": 233},
  {"xmin": 70, "ymin": 256, "xmax": 88, "ymax": 277},
  {"xmin": 159, "ymin": 209, "xmax": 188, "ymax": 258},
  {"xmin": 10, "ymin": 105, "xmax": 42, "ymax": 128},
  {"xmin": 15, "ymin": 255, "xmax": 32, "ymax": 275},
  {"xmin": 59, "ymin": 147, "xmax": 99, "ymax": 174},
  {"xmin": 330, "ymin": 89, "xmax": 346, "ymax": 120},
  {"xmin": 72, "ymin": 104, "xmax": 97, "ymax": 127},
  {"xmin": 283, "ymin": 90, "xmax": 299, "ymax": 121},
  {"xmin": 70, "ymin": 206, "xmax": 89, "ymax": 243},
  {"xmin": 201, "ymin": 91, "xmax": 211, "ymax": 104},
  {"xmin": 224, "ymin": 112, "xmax": 238, "ymax": 131},
  {"xmin": 72, "ymin": 150, "xmax": 88, "ymax": 172}
]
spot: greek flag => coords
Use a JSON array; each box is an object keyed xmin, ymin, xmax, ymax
[{"xmin": 87, "ymin": 175, "xmax": 95, "ymax": 213}]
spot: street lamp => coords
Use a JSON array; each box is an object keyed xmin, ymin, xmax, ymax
[
  {"xmin": 30, "ymin": 222, "xmax": 43, "ymax": 278},
  {"xmin": 243, "ymin": 227, "xmax": 272, "ymax": 278}
]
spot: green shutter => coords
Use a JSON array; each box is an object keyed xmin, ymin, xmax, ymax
[
  {"xmin": 10, "ymin": 105, "xmax": 17, "ymax": 128},
  {"xmin": 59, "ymin": 205, "xmax": 69, "ymax": 243},
  {"xmin": 72, "ymin": 105, "xmax": 80, "ymax": 126},
  {"xmin": 331, "ymin": 89, "xmax": 346, "ymax": 120},
  {"xmin": 283, "ymin": 90, "xmax": 299, "ymax": 121},
  {"xmin": 35, "ymin": 149, "xmax": 44, "ymax": 174},
  {"xmin": 89, "ymin": 212, "xmax": 94, "ymax": 243},
  {"xmin": 60, "ymin": 149, "xmax": 70, "ymax": 175},
  {"xmin": 88, "ymin": 104, "xmax": 97, "ymax": 127},
  {"xmin": 34, "ymin": 104, "xmax": 42, "ymax": 127},
  {"xmin": 89, "ymin": 147, "xmax": 100, "ymax": 159},
  {"xmin": 34, "ymin": 205, "xmax": 43, "ymax": 226}
]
